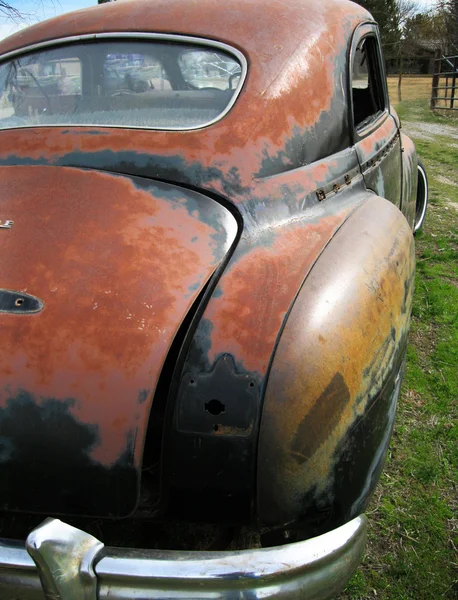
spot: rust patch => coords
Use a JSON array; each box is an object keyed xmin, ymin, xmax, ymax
[
  {"xmin": 205, "ymin": 209, "xmax": 348, "ymax": 374},
  {"xmin": 0, "ymin": 166, "xmax": 235, "ymax": 467},
  {"xmin": 213, "ymin": 424, "xmax": 252, "ymax": 436},
  {"xmin": 358, "ymin": 116, "xmax": 398, "ymax": 163},
  {"xmin": 0, "ymin": 0, "xmax": 366, "ymax": 193}
]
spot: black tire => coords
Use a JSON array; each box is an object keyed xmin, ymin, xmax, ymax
[{"xmin": 414, "ymin": 158, "xmax": 428, "ymax": 233}]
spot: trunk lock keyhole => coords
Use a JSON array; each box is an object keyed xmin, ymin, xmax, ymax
[{"xmin": 205, "ymin": 399, "xmax": 225, "ymax": 416}]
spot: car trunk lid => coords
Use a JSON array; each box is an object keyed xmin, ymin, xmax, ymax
[{"xmin": 0, "ymin": 165, "xmax": 238, "ymax": 517}]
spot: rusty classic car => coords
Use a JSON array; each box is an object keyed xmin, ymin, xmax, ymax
[{"xmin": 0, "ymin": 0, "xmax": 428, "ymax": 598}]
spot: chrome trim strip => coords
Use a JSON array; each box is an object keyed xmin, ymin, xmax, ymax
[
  {"xmin": 0, "ymin": 515, "xmax": 367, "ymax": 600},
  {"xmin": 414, "ymin": 162, "xmax": 428, "ymax": 232},
  {"xmin": 0, "ymin": 33, "xmax": 248, "ymax": 132},
  {"xmin": 0, "ymin": 538, "xmax": 44, "ymax": 600}
]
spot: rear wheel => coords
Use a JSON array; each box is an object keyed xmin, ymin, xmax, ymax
[{"xmin": 414, "ymin": 159, "xmax": 428, "ymax": 233}]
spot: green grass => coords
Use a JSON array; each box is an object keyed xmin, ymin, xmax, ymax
[{"xmin": 339, "ymin": 100, "xmax": 458, "ymax": 600}]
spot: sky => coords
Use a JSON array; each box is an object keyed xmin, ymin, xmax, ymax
[
  {"xmin": 0, "ymin": 0, "xmax": 439, "ymax": 41},
  {"xmin": 0, "ymin": 0, "xmax": 93, "ymax": 40}
]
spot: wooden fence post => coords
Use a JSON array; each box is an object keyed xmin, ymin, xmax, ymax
[
  {"xmin": 451, "ymin": 55, "xmax": 457, "ymax": 110},
  {"xmin": 430, "ymin": 50, "xmax": 441, "ymax": 110}
]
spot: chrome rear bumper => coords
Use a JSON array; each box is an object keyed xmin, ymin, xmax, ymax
[{"xmin": 0, "ymin": 515, "xmax": 367, "ymax": 599}]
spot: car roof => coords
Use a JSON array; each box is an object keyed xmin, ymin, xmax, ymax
[
  {"xmin": 0, "ymin": 0, "xmax": 374, "ymax": 177},
  {"xmin": 0, "ymin": 0, "xmax": 371, "ymax": 86}
]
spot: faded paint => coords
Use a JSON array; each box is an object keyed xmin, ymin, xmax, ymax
[
  {"xmin": 356, "ymin": 115, "xmax": 402, "ymax": 207},
  {"xmin": 257, "ymin": 196, "xmax": 415, "ymax": 527},
  {"xmin": 0, "ymin": 165, "xmax": 237, "ymax": 515},
  {"xmin": 0, "ymin": 0, "xmax": 367, "ymax": 192},
  {"xmin": 0, "ymin": 0, "xmax": 421, "ymax": 525}
]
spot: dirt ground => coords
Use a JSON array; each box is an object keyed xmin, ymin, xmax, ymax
[{"xmin": 401, "ymin": 119, "xmax": 458, "ymax": 142}]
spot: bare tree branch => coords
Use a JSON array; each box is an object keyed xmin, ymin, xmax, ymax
[
  {"xmin": 0, "ymin": 1, "xmax": 58, "ymax": 25},
  {"xmin": 0, "ymin": 1, "xmax": 23, "ymax": 22}
]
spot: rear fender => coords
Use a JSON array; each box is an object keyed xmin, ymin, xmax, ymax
[{"xmin": 257, "ymin": 196, "xmax": 415, "ymax": 531}]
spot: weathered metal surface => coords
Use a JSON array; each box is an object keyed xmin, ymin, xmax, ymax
[
  {"xmin": 257, "ymin": 196, "xmax": 415, "ymax": 528},
  {"xmin": 0, "ymin": 166, "xmax": 237, "ymax": 516},
  {"xmin": 0, "ymin": 0, "xmax": 369, "ymax": 191},
  {"xmin": 350, "ymin": 24, "xmax": 403, "ymax": 208},
  {"xmin": 0, "ymin": 516, "xmax": 367, "ymax": 600},
  {"xmin": 0, "ymin": 0, "xmax": 421, "ymax": 530},
  {"xmin": 164, "ymin": 164, "xmax": 369, "ymax": 520},
  {"xmin": 0, "ymin": 0, "xmax": 372, "ymax": 520},
  {"xmin": 355, "ymin": 114, "xmax": 402, "ymax": 207}
]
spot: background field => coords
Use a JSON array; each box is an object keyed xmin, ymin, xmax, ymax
[
  {"xmin": 340, "ymin": 94, "xmax": 458, "ymax": 599},
  {"xmin": 387, "ymin": 75, "xmax": 433, "ymax": 105}
]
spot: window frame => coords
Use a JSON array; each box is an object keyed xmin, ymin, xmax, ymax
[{"xmin": 348, "ymin": 23, "xmax": 390, "ymax": 142}]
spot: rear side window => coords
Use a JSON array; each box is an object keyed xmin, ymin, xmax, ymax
[
  {"xmin": 352, "ymin": 36, "xmax": 386, "ymax": 130},
  {"xmin": 0, "ymin": 38, "xmax": 245, "ymax": 131}
]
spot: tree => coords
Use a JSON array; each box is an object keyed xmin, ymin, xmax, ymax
[
  {"xmin": 0, "ymin": 2, "xmax": 22, "ymax": 21},
  {"xmin": 434, "ymin": 0, "xmax": 458, "ymax": 52},
  {"xmin": 0, "ymin": 1, "xmax": 55, "ymax": 24},
  {"xmin": 356, "ymin": 0, "xmax": 422, "ymax": 101},
  {"xmin": 356, "ymin": 0, "xmax": 401, "ymax": 57},
  {"xmin": 392, "ymin": 0, "xmax": 422, "ymax": 101}
]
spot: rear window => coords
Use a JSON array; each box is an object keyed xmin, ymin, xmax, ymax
[{"xmin": 0, "ymin": 38, "xmax": 245, "ymax": 131}]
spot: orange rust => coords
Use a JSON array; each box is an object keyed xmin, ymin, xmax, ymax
[
  {"xmin": 0, "ymin": 166, "xmax": 230, "ymax": 466},
  {"xmin": 0, "ymin": 0, "xmax": 367, "ymax": 88},
  {"xmin": 205, "ymin": 200, "xmax": 359, "ymax": 374},
  {"xmin": 0, "ymin": 0, "xmax": 419, "ymax": 522},
  {"xmin": 213, "ymin": 425, "xmax": 252, "ymax": 436}
]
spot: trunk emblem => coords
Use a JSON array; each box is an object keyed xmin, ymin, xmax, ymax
[{"xmin": 0, "ymin": 219, "xmax": 14, "ymax": 229}]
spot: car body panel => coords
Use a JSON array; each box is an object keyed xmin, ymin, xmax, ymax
[
  {"xmin": 356, "ymin": 114, "xmax": 403, "ymax": 207},
  {"xmin": 257, "ymin": 195, "xmax": 415, "ymax": 529},
  {"xmin": 0, "ymin": 165, "xmax": 237, "ymax": 516},
  {"xmin": 350, "ymin": 24, "xmax": 403, "ymax": 209},
  {"xmin": 0, "ymin": 0, "xmax": 423, "ymax": 563},
  {"xmin": 0, "ymin": 0, "xmax": 368, "ymax": 190},
  {"xmin": 164, "ymin": 172, "xmax": 368, "ymax": 520}
]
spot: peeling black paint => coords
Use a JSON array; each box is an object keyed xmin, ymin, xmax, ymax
[
  {"xmin": 0, "ymin": 391, "xmax": 138, "ymax": 517},
  {"xmin": 137, "ymin": 390, "xmax": 149, "ymax": 405},
  {"xmin": 165, "ymin": 353, "xmax": 262, "ymax": 522}
]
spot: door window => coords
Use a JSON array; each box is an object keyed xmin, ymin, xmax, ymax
[{"xmin": 351, "ymin": 35, "xmax": 386, "ymax": 131}]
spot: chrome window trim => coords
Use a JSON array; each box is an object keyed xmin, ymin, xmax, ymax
[
  {"xmin": 348, "ymin": 23, "xmax": 390, "ymax": 143},
  {"xmin": 0, "ymin": 33, "xmax": 248, "ymax": 132},
  {"xmin": 414, "ymin": 161, "xmax": 428, "ymax": 232}
]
